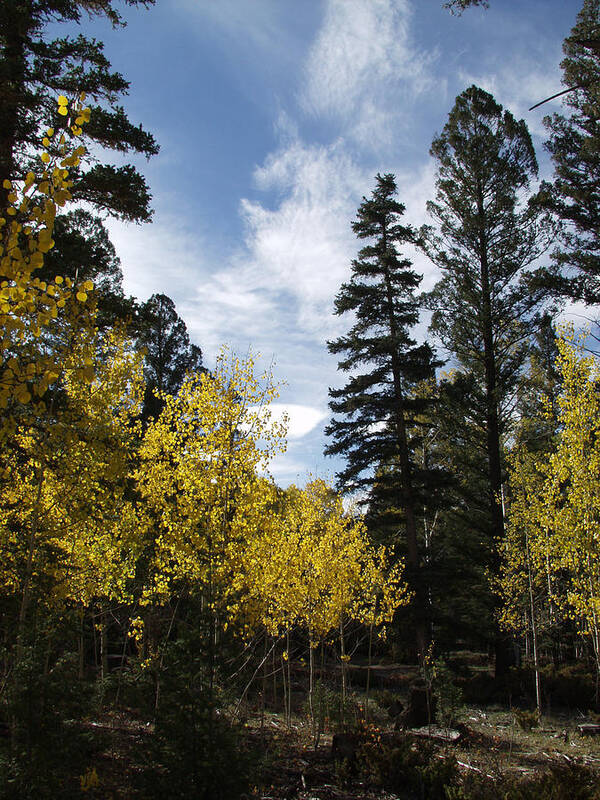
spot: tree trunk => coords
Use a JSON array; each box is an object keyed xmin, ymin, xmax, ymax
[
  {"xmin": 526, "ymin": 533, "xmax": 542, "ymax": 716},
  {"xmin": 383, "ymin": 235, "xmax": 429, "ymax": 662},
  {"xmin": 476, "ymin": 185, "xmax": 513, "ymax": 680},
  {"xmin": 0, "ymin": 2, "xmax": 31, "ymax": 218}
]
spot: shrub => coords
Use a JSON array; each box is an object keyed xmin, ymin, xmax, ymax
[
  {"xmin": 433, "ymin": 660, "xmax": 464, "ymax": 729},
  {"xmin": 514, "ymin": 708, "xmax": 540, "ymax": 731},
  {"xmin": 357, "ymin": 733, "xmax": 460, "ymax": 800},
  {"xmin": 452, "ymin": 761, "xmax": 600, "ymax": 800},
  {"xmin": 305, "ymin": 683, "xmax": 364, "ymax": 736},
  {"xmin": 140, "ymin": 635, "xmax": 254, "ymax": 800},
  {"xmin": 541, "ymin": 663, "xmax": 596, "ymax": 711},
  {"xmin": 0, "ymin": 647, "xmax": 99, "ymax": 799}
]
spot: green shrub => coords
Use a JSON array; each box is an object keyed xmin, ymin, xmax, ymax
[
  {"xmin": 141, "ymin": 635, "xmax": 254, "ymax": 800},
  {"xmin": 452, "ymin": 761, "xmax": 600, "ymax": 800},
  {"xmin": 0, "ymin": 647, "xmax": 99, "ymax": 799},
  {"xmin": 357, "ymin": 733, "xmax": 460, "ymax": 800},
  {"xmin": 541, "ymin": 663, "xmax": 596, "ymax": 711},
  {"xmin": 514, "ymin": 708, "xmax": 540, "ymax": 731},
  {"xmin": 305, "ymin": 683, "xmax": 364, "ymax": 736},
  {"xmin": 433, "ymin": 660, "xmax": 464, "ymax": 729}
]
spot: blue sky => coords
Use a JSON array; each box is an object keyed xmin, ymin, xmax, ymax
[{"xmin": 72, "ymin": 0, "xmax": 578, "ymax": 485}]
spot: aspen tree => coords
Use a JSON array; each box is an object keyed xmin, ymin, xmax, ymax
[{"xmin": 501, "ymin": 329, "xmax": 600, "ymax": 686}]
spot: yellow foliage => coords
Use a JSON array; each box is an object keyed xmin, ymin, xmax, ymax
[
  {"xmin": 236, "ymin": 477, "xmax": 410, "ymax": 643},
  {"xmin": 136, "ymin": 348, "xmax": 287, "ymax": 611},
  {"xmin": 501, "ymin": 327, "xmax": 600, "ymax": 656},
  {"xmin": 0, "ymin": 94, "xmax": 94, "ymax": 413},
  {"xmin": 0, "ymin": 326, "xmax": 145, "ymax": 607}
]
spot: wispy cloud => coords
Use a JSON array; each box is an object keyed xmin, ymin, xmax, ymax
[
  {"xmin": 175, "ymin": 0, "xmax": 309, "ymax": 86},
  {"xmin": 106, "ymin": 214, "xmax": 207, "ymax": 303},
  {"xmin": 240, "ymin": 138, "xmax": 368, "ymax": 340},
  {"xmin": 302, "ymin": 0, "xmax": 435, "ymax": 149},
  {"xmin": 269, "ymin": 403, "xmax": 328, "ymax": 440}
]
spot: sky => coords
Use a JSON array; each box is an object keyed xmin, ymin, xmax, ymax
[{"xmin": 70, "ymin": 0, "xmax": 579, "ymax": 486}]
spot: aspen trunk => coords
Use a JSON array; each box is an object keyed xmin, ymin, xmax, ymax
[{"xmin": 526, "ymin": 533, "xmax": 542, "ymax": 716}]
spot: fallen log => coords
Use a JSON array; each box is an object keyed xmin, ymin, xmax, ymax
[
  {"xmin": 408, "ymin": 725, "xmax": 461, "ymax": 743},
  {"xmin": 578, "ymin": 723, "xmax": 600, "ymax": 736}
]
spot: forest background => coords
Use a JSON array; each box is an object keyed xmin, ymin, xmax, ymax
[{"xmin": 3, "ymin": 0, "xmax": 600, "ymax": 798}]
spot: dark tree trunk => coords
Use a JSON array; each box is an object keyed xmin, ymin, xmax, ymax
[
  {"xmin": 477, "ymin": 186, "xmax": 513, "ymax": 680},
  {"xmin": 383, "ymin": 230, "xmax": 429, "ymax": 662},
  {"xmin": 0, "ymin": 2, "xmax": 31, "ymax": 214}
]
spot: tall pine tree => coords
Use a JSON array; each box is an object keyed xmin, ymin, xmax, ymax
[
  {"xmin": 421, "ymin": 86, "xmax": 552, "ymax": 675},
  {"xmin": 543, "ymin": 0, "xmax": 600, "ymax": 306},
  {"xmin": 137, "ymin": 293, "xmax": 204, "ymax": 422},
  {"xmin": 325, "ymin": 174, "xmax": 440, "ymax": 660}
]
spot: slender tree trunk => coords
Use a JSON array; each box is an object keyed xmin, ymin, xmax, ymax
[
  {"xmin": 382, "ymin": 238, "xmax": 428, "ymax": 662},
  {"xmin": 100, "ymin": 608, "xmax": 108, "ymax": 681},
  {"xmin": 78, "ymin": 608, "xmax": 85, "ymax": 681},
  {"xmin": 476, "ymin": 185, "xmax": 513, "ymax": 680},
  {"xmin": 365, "ymin": 621, "xmax": 374, "ymax": 723},
  {"xmin": 309, "ymin": 634, "xmax": 316, "ymax": 745},
  {"xmin": 281, "ymin": 649, "xmax": 288, "ymax": 725},
  {"xmin": 526, "ymin": 533, "xmax": 542, "ymax": 716},
  {"xmin": 286, "ymin": 629, "xmax": 291, "ymax": 723},
  {"xmin": 17, "ymin": 465, "xmax": 45, "ymax": 660},
  {"xmin": 339, "ymin": 615, "xmax": 347, "ymax": 704},
  {"xmin": 261, "ymin": 634, "xmax": 267, "ymax": 728}
]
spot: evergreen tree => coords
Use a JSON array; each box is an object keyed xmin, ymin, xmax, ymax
[
  {"xmin": 421, "ymin": 372, "xmax": 496, "ymax": 650},
  {"xmin": 137, "ymin": 293, "xmax": 204, "ymax": 422},
  {"xmin": 444, "ymin": 0, "xmax": 489, "ymax": 13},
  {"xmin": 543, "ymin": 0, "xmax": 600, "ymax": 306},
  {"xmin": 41, "ymin": 209, "xmax": 136, "ymax": 327},
  {"xmin": 0, "ymin": 0, "xmax": 158, "ymax": 219},
  {"xmin": 421, "ymin": 86, "xmax": 552, "ymax": 675},
  {"xmin": 325, "ymin": 173, "xmax": 441, "ymax": 660}
]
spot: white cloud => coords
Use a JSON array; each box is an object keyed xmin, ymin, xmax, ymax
[
  {"xmin": 239, "ymin": 138, "xmax": 369, "ymax": 340},
  {"xmin": 269, "ymin": 403, "xmax": 328, "ymax": 439},
  {"xmin": 302, "ymin": 0, "xmax": 435, "ymax": 148},
  {"xmin": 176, "ymin": 0, "xmax": 299, "ymax": 64},
  {"xmin": 106, "ymin": 213, "xmax": 207, "ymax": 304}
]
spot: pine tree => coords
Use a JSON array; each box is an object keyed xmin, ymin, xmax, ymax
[
  {"xmin": 444, "ymin": 0, "xmax": 489, "ymax": 13},
  {"xmin": 136, "ymin": 293, "xmax": 204, "ymax": 422},
  {"xmin": 325, "ymin": 173, "xmax": 440, "ymax": 660},
  {"xmin": 41, "ymin": 209, "xmax": 135, "ymax": 327},
  {"xmin": 414, "ymin": 371, "xmax": 497, "ymax": 651},
  {"xmin": 543, "ymin": 0, "xmax": 600, "ymax": 306},
  {"xmin": 421, "ymin": 85, "xmax": 553, "ymax": 675},
  {"xmin": 0, "ymin": 0, "xmax": 158, "ymax": 219}
]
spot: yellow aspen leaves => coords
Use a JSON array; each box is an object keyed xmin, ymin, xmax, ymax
[
  {"xmin": 0, "ymin": 95, "xmax": 93, "ymax": 412},
  {"xmin": 501, "ymin": 327, "xmax": 600, "ymax": 662},
  {"xmin": 0, "ymin": 326, "xmax": 145, "ymax": 605},
  {"xmin": 137, "ymin": 348, "xmax": 287, "ymax": 609},
  {"xmin": 234, "ymin": 478, "xmax": 410, "ymax": 644}
]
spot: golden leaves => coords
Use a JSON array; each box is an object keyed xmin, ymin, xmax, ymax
[
  {"xmin": 501, "ymin": 328, "xmax": 600, "ymax": 642},
  {"xmin": 235, "ymin": 477, "xmax": 409, "ymax": 643},
  {"xmin": 0, "ymin": 95, "xmax": 94, "ymax": 412}
]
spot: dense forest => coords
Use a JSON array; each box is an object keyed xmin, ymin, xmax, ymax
[{"xmin": 3, "ymin": 1, "xmax": 600, "ymax": 798}]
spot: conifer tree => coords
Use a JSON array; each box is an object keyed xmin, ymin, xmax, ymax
[
  {"xmin": 421, "ymin": 85, "xmax": 552, "ymax": 675},
  {"xmin": 325, "ymin": 173, "xmax": 440, "ymax": 660},
  {"xmin": 0, "ymin": 0, "xmax": 158, "ymax": 219},
  {"xmin": 543, "ymin": 0, "xmax": 600, "ymax": 306},
  {"xmin": 136, "ymin": 293, "xmax": 204, "ymax": 422}
]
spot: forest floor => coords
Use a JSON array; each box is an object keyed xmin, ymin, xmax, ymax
[
  {"xmin": 85, "ymin": 695, "xmax": 600, "ymax": 799},
  {"xmin": 245, "ymin": 707, "xmax": 600, "ymax": 799}
]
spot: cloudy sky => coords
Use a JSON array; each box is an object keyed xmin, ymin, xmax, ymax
[{"xmin": 72, "ymin": 0, "xmax": 577, "ymax": 485}]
